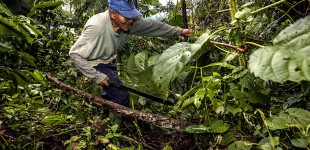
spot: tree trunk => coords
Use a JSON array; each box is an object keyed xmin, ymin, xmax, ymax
[
  {"xmin": 45, "ymin": 74, "xmax": 194, "ymax": 132},
  {"xmin": 182, "ymin": 0, "xmax": 188, "ymax": 42}
]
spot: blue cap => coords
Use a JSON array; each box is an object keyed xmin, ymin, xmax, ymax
[{"xmin": 108, "ymin": 0, "xmax": 142, "ymax": 19}]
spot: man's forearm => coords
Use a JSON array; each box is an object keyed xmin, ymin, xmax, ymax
[{"xmin": 130, "ymin": 18, "xmax": 182, "ymax": 37}]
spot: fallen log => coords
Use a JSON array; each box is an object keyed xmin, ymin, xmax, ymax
[{"xmin": 45, "ymin": 74, "xmax": 194, "ymax": 132}]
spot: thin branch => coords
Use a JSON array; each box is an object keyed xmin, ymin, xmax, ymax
[
  {"xmin": 208, "ymin": 41, "xmax": 248, "ymax": 52},
  {"xmin": 251, "ymin": 0, "xmax": 287, "ymax": 14}
]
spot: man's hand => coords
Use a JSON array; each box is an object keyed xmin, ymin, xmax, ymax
[
  {"xmin": 180, "ymin": 28, "xmax": 192, "ymax": 37},
  {"xmin": 99, "ymin": 77, "xmax": 110, "ymax": 87}
]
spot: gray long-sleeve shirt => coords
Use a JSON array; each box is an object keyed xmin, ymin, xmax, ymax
[{"xmin": 69, "ymin": 10, "xmax": 182, "ymax": 84}]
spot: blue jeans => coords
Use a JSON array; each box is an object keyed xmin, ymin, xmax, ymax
[{"xmin": 94, "ymin": 62, "xmax": 130, "ymax": 106}]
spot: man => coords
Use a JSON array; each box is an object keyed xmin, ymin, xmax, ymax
[{"xmin": 69, "ymin": 0, "xmax": 192, "ymax": 107}]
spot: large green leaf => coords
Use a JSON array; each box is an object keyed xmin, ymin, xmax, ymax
[
  {"xmin": 266, "ymin": 108, "xmax": 310, "ymax": 130},
  {"xmin": 135, "ymin": 51, "xmax": 148, "ymax": 72},
  {"xmin": 194, "ymin": 88, "xmax": 205, "ymax": 109},
  {"xmin": 147, "ymin": 54, "xmax": 160, "ymax": 66},
  {"xmin": 210, "ymin": 120, "xmax": 230, "ymax": 133},
  {"xmin": 19, "ymin": 24, "xmax": 34, "ymax": 43},
  {"xmin": 21, "ymin": 22, "xmax": 44, "ymax": 38},
  {"xmin": 181, "ymin": 97, "xmax": 195, "ymax": 108},
  {"xmin": 127, "ymin": 51, "xmax": 148, "ymax": 75},
  {"xmin": 0, "ymin": 67, "xmax": 10, "ymax": 79},
  {"xmin": 18, "ymin": 51, "xmax": 36, "ymax": 67},
  {"xmin": 273, "ymin": 16, "xmax": 310, "ymax": 46},
  {"xmin": 32, "ymin": 70, "xmax": 48, "ymax": 86},
  {"xmin": 257, "ymin": 137, "xmax": 281, "ymax": 150},
  {"xmin": 136, "ymin": 67, "xmax": 163, "ymax": 98},
  {"xmin": 235, "ymin": 7, "xmax": 252, "ymax": 22},
  {"xmin": 19, "ymin": 70, "xmax": 36, "ymax": 83},
  {"xmin": 185, "ymin": 119, "xmax": 230, "ymax": 134},
  {"xmin": 0, "ymin": 42, "xmax": 13, "ymax": 52},
  {"xmin": 185, "ymin": 125, "xmax": 211, "ymax": 133},
  {"xmin": 220, "ymin": 132, "xmax": 234, "ymax": 146},
  {"xmin": 0, "ymin": 23, "xmax": 19, "ymax": 38},
  {"xmin": 27, "ymin": 1, "xmax": 64, "ymax": 17},
  {"xmin": 0, "ymin": 15, "xmax": 41, "ymax": 42},
  {"xmin": 153, "ymin": 30, "xmax": 211, "ymax": 94},
  {"xmin": 0, "ymin": 42, "xmax": 36, "ymax": 67},
  {"xmin": 127, "ymin": 53, "xmax": 141, "ymax": 75},
  {"xmin": 291, "ymin": 138, "xmax": 309, "ymax": 148},
  {"xmin": 286, "ymin": 108, "xmax": 310, "ymax": 126},
  {"xmin": 42, "ymin": 114, "xmax": 67, "ymax": 126},
  {"xmin": 0, "ymin": 3, "xmax": 12, "ymax": 16},
  {"xmin": 162, "ymin": 145, "xmax": 173, "ymax": 150},
  {"xmin": 228, "ymin": 140, "xmax": 252, "ymax": 150},
  {"xmin": 0, "ymin": 67, "xmax": 47, "ymax": 88},
  {"xmin": 265, "ymin": 113, "xmax": 290, "ymax": 130},
  {"xmin": 1, "ymin": 0, "xmax": 35, "ymax": 15},
  {"xmin": 22, "ymin": 0, "xmax": 36, "ymax": 10},
  {"xmin": 9, "ymin": 71, "xmax": 28, "ymax": 87},
  {"xmin": 0, "ymin": 15, "xmax": 21, "ymax": 33},
  {"xmin": 248, "ymin": 16, "xmax": 310, "ymax": 83},
  {"xmin": 126, "ymin": 51, "xmax": 162, "ymax": 97}
]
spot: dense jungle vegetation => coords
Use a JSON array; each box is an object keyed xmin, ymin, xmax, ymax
[{"xmin": 0, "ymin": 0, "xmax": 310, "ymax": 149}]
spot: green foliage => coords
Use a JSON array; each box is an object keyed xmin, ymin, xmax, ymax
[
  {"xmin": 64, "ymin": 126, "xmax": 92, "ymax": 150},
  {"xmin": 125, "ymin": 50, "xmax": 163, "ymax": 103},
  {"xmin": 27, "ymin": 1, "xmax": 64, "ymax": 17},
  {"xmin": 266, "ymin": 108, "xmax": 310, "ymax": 130},
  {"xmin": 127, "ymin": 51, "xmax": 150, "ymax": 75},
  {"xmin": 1, "ymin": 0, "xmax": 310, "ymax": 149},
  {"xmin": 291, "ymin": 138, "xmax": 309, "ymax": 148},
  {"xmin": 153, "ymin": 30, "xmax": 211, "ymax": 97},
  {"xmin": 227, "ymin": 140, "xmax": 252, "ymax": 150},
  {"xmin": 220, "ymin": 132, "xmax": 234, "ymax": 146},
  {"xmin": 0, "ymin": 3, "xmax": 12, "ymax": 16},
  {"xmin": 0, "ymin": 7, "xmax": 44, "ymax": 43},
  {"xmin": 42, "ymin": 114, "xmax": 70, "ymax": 126},
  {"xmin": 235, "ymin": 7, "xmax": 252, "ymax": 22},
  {"xmin": 186, "ymin": 119, "xmax": 230, "ymax": 134},
  {"xmin": 185, "ymin": 125, "xmax": 211, "ymax": 133},
  {"xmin": 249, "ymin": 16, "xmax": 310, "ymax": 83},
  {"xmin": 0, "ymin": 4, "xmax": 49, "ymax": 90},
  {"xmin": 257, "ymin": 136, "xmax": 281, "ymax": 150},
  {"xmin": 174, "ymin": 1, "xmax": 309, "ymax": 149},
  {"xmin": 162, "ymin": 145, "xmax": 173, "ymax": 150}
]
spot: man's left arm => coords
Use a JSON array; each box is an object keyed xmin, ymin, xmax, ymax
[{"xmin": 129, "ymin": 18, "xmax": 191, "ymax": 37}]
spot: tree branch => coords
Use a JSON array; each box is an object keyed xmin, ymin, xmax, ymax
[
  {"xmin": 45, "ymin": 74, "xmax": 194, "ymax": 132},
  {"xmin": 208, "ymin": 41, "xmax": 248, "ymax": 52}
]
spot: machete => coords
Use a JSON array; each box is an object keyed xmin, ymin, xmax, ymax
[{"xmin": 108, "ymin": 81, "xmax": 174, "ymax": 106}]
